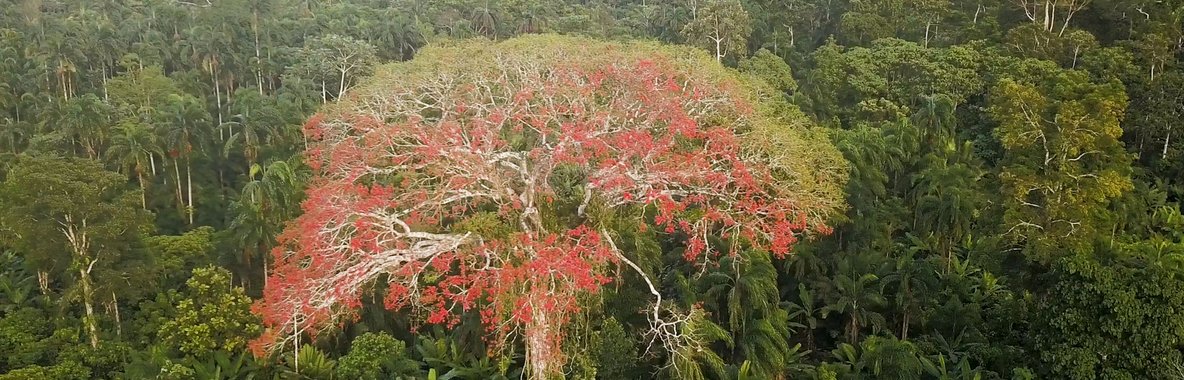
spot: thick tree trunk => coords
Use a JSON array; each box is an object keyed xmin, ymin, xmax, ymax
[
  {"xmin": 80, "ymin": 267, "xmax": 99, "ymax": 348},
  {"xmin": 1046, "ymin": 0, "xmax": 1056, "ymax": 31},
  {"xmin": 525, "ymin": 298, "xmax": 561, "ymax": 380},
  {"xmin": 848, "ymin": 313, "xmax": 859, "ymax": 344}
]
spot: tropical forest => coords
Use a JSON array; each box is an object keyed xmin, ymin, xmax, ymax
[{"xmin": 0, "ymin": 0, "xmax": 1182, "ymax": 379}]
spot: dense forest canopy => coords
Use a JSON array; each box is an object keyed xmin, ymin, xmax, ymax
[{"xmin": 0, "ymin": 0, "xmax": 1181, "ymax": 379}]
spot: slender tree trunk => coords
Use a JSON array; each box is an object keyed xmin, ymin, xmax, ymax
[
  {"xmin": 924, "ymin": 22, "xmax": 931, "ymax": 47},
  {"xmin": 773, "ymin": 27, "xmax": 779, "ymax": 54},
  {"xmin": 254, "ymin": 9, "xmax": 264, "ymax": 95},
  {"xmin": 1139, "ymin": 133, "xmax": 1146, "ymax": 159},
  {"xmin": 60, "ymin": 66, "xmax": 70, "ymax": 100},
  {"xmin": 1046, "ymin": 0, "xmax": 1056, "ymax": 30},
  {"xmin": 101, "ymin": 68, "xmax": 109, "ymax": 102},
  {"xmin": 214, "ymin": 69, "xmax": 224, "ymax": 140},
  {"xmin": 899, "ymin": 305, "xmax": 909, "ymax": 338},
  {"xmin": 806, "ymin": 327, "xmax": 814, "ymax": 351},
  {"xmin": 37, "ymin": 271, "xmax": 49, "ymax": 295},
  {"xmin": 267, "ymin": 48, "xmax": 276, "ymax": 93},
  {"xmin": 111, "ymin": 291, "xmax": 122, "ymax": 339},
  {"xmin": 946, "ymin": 246, "xmax": 953, "ymax": 274},
  {"xmin": 293, "ymin": 313, "xmax": 301, "ymax": 373},
  {"xmin": 1164, "ymin": 126, "xmax": 1172, "ymax": 160},
  {"xmin": 338, "ymin": 69, "xmax": 348, "ymax": 99},
  {"xmin": 187, "ymin": 159, "xmax": 194, "ymax": 225},
  {"xmin": 174, "ymin": 159, "xmax": 184, "ymax": 216},
  {"xmin": 242, "ymin": 247, "xmax": 253, "ymax": 291},
  {"xmin": 137, "ymin": 167, "xmax": 147, "ymax": 209},
  {"xmin": 263, "ymin": 256, "xmax": 269, "ymax": 292}
]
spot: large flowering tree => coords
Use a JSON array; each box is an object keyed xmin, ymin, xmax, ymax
[{"xmin": 252, "ymin": 35, "xmax": 846, "ymax": 378}]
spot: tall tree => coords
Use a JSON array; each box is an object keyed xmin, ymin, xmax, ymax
[
  {"xmin": 288, "ymin": 34, "xmax": 377, "ymax": 102},
  {"xmin": 989, "ymin": 68, "xmax": 1132, "ymax": 261},
  {"xmin": 680, "ymin": 0, "xmax": 752, "ymax": 62},
  {"xmin": 0, "ymin": 155, "xmax": 149, "ymax": 348},
  {"xmin": 251, "ymin": 36, "xmax": 844, "ymax": 379}
]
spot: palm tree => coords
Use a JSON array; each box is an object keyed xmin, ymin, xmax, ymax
[
  {"xmin": 44, "ymin": 32, "xmax": 82, "ymax": 100},
  {"xmin": 702, "ymin": 251, "xmax": 779, "ymax": 332},
  {"xmin": 829, "ymin": 342, "xmax": 867, "ymax": 375},
  {"xmin": 785, "ymin": 283, "xmax": 822, "ymax": 351},
  {"xmin": 881, "ymin": 238, "xmax": 935, "ymax": 340},
  {"xmin": 911, "ymin": 156, "xmax": 982, "ymax": 272},
  {"xmin": 182, "ymin": 25, "xmax": 229, "ymax": 132},
  {"xmin": 59, "ymin": 94, "xmax": 114, "ymax": 160},
  {"xmin": 221, "ymin": 89, "xmax": 283, "ymax": 169},
  {"xmin": 921, "ymin": 353, "xmax": 984, "ymax": 380},
  {"xmin": 911, "ymin": 94, "xmax": 957, "ymax": 146},
  {"xmin": 366, "ymin": 9, "xmax": 420, "ymax": 60},
  {"xmin": 701, "ymin": 251, "xmax": 790, "ymax": 377},
  {"xmin": 860, "ymin": 335, "xmax": 923, "ymax": 378},
  {"xmin": 160, "ymin": 94, "xmax": 210, "ymax": 225},
  {"xmin": 664, "ymin": 307, "xmax": 733, "ymax": 380},
  {"xmin": 0, "ymin": 119, "xmax": 30, "ymax": 154},
  {"xmin": 822, "ymin": 259, "xmax": 887, "ymax": 344},
  {"xmin": 242, "ymin": 0, "xmax": 274, "ymax": 94},
  {"xmin": 228, "ymin": 160, "xmax": 301, "ymax": 290},
  {"xmin": 784, "ymin": 245, "xmax": 827, "ymax": 281},
  {"xmin": 107, "ymin": 121, "xmax": 162, "ymax": 208}
]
